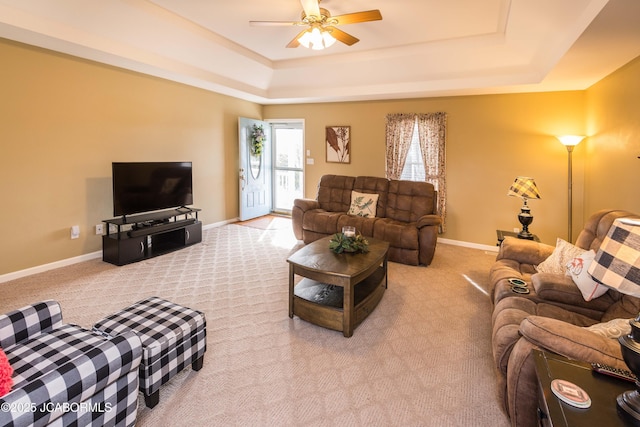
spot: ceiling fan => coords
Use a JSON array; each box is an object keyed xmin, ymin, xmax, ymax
[{"xmin": 250, "ymin": 0, "xmax": 382, "ymax": 49}]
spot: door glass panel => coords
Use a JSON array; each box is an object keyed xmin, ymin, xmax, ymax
[
  {"xmin": 272, "ymin": 126, "xmax": 304, "ymax": 213},
  {"xmin": 249, "ymin": 152, "xmax": 261, "ymax": 179}
]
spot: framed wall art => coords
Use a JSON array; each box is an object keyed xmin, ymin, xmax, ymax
[{"xmin": 326, "ymin": 126, "xmax": 350, "ymax": 163}]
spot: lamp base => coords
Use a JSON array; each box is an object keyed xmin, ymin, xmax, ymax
[
  {"xmin": 517, "ymin": 230, "xmax": 535, "ymax": 240},
  {"xmin": 617, "ymin": 320, "xmax": 640, "ymax": 425},
  {"xmin": 617, "ymin": 391, "xmax": 640, "ymax": 426},
  {"xmin": 517, "ymin": 206, "xmax": 534, "ymax": 240}
]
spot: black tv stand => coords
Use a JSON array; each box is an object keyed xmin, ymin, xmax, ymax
[{"xmin": 102, "ymin": 208, "xmax": 202, "ymax": 266}]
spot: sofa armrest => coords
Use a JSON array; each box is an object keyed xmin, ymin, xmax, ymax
[
  {"xmin": 416, "ymin": 214, "xmax": 442, "ymax": 228},
  {"xmin": 0, "ymin": 331, "xmax": 143, "ymax": 427},
  {"xmin": 496, "ymin": 237, "xmax": 555, "ymax": 266},
  {"xmin": 519, "ymin": 315, "xmax": 625, "ymax": 368},
  {"xmin": 0, "ymin": 301, "xmax": 63, "ymax": 349},
  {"xmin": 293, "ymin": 198, "xmax": 320, "ymax": 212}
]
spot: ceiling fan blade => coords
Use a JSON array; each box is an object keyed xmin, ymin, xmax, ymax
[
  {"xmin": 250, "ymin": 20, "xmax": 302, "ymax": 26},
  {"xmin": 286, "ymin": 29, "xmax": 309, "ymax": 48},
  {"xmin": 332, "ymin": 10, "xmax": 382, "ymax": 25},
  {"xmin": 300, "ymin": 0, "xmax": 321, "ymax": 19},
  {"xmin": 327, "ymin": 26, "xmax": 359, "ymax": 46}
]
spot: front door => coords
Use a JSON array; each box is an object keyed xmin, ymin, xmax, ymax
[{"xmin": 238, "ymin": 117, "xmax": 272, "ymax": 221}]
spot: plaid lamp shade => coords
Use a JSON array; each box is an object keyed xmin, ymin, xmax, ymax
[
  {"xmin": 588, "ymin": 218, "xmax": 640, "ymax": 297},
  {"xmin": 507, "ymin": 176, "xmax": 541, "ymax": 200}
]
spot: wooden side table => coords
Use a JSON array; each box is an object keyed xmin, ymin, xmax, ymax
[
  {"xmin": 533, "ymin": 349, "xmax": 633, "ymax": 426},
  {"xmin": 496, "ymin": 229, "xmax": 540, "ymax": 246}
]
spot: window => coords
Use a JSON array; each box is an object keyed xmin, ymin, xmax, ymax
[
  {"xmin": 400, "ymin": 120, "xmax": 425, "ymax": 181},
  {"xmin": 385, "ymin": 112, "xmax": 447, "ymax": 231}
]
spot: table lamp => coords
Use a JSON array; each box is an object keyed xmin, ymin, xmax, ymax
[
  {"xmin": 507, "ymin": 176, "xmax": 541, "ymax": 239},
  {"xmin": 588, "ymin": 218, "xmax": 640, "ymax": 424}
]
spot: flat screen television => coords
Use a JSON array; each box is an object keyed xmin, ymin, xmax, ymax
[{"xmin": 112, "ymin": 162, "xmax": 193, "ymax": 217}]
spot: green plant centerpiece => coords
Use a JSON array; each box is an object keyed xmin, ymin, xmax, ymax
[
  {"xmin": 250, "ymin": 124, "xmax": 265, "ymax": 156},
  {"xmin": 329, "ymin": 232, "xmax": 370, "ymax": 254}
]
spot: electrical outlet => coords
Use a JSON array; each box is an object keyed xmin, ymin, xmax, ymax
[
  {"xmin": 513, "ymin": 227, "xmax": 520, "ymax": 233},
  {"xmin": 70, "ymin": 225, "xmax": 80, "ymax": 239},
  {"xmin": 95, "ymin": 224, "xmax": 104, "ymax": 235}
]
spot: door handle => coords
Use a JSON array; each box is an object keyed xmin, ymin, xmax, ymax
[{"xmin": 239, "ymin": 168, "xmax": 246, "ymax": 190}]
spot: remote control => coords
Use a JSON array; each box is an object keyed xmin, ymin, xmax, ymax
[{"xmin": 591, "ymin": 362, "xmax": 638, "ymax": 383}]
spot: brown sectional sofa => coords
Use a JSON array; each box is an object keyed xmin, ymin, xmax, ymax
[
  {"xmin": 292, "ymin": 174, "xmax": 442, "ymax": 265},
  {"xmin": 488, "ymin": 209, "xmax": 640, "ymax": 427}
]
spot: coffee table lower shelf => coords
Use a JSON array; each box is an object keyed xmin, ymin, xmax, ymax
[{"xmin": 292, "ymin": 267, "xmax": 386, "ymax": 334}]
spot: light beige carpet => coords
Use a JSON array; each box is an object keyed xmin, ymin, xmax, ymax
[{"xmin": 0, "ymin": 221, "xmax": 509, "ymax": 426}]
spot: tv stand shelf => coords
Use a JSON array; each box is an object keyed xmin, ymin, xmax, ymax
[{"xmin": 102, "ymin": 208, "xmax": 202, "ymax": 266}]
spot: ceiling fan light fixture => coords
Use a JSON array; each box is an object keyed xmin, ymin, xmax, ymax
[
  {"xmin": 322, "ymin": 29, "xmax": 336, "ymax": 48},
  {"xmin": 298, "ymin": 26, "xmax": 335, "ymax": 50}
]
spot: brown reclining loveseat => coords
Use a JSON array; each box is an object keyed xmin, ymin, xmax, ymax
[{"xmin": 292, "ymin": 174, "xmax": 442, "ymax": 266}]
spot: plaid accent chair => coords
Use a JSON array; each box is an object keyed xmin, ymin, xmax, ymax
[{"xmin": 0, "ymin": 300, "xmax": 143, "ymax": 427}]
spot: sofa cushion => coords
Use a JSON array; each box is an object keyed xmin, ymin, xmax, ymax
[
  {"xmin": 527, "ymin": 274, "xmax": 617, "ymax": 320},
  {"xmin": 348, "ymin": 191, "xmax": 379, "ymax": 217},
  {"xmin": 575, "ymin": 209, "xmax": 640, "ymax": 252},
  {"xmin": 536, "ymin": 238, "xmax": 584, "ymax": 274},
  {"xmin": 336, "ymin": 215, "xmax": 377, "ymax": 238},
  {"xmin": 566, "ymin": 250, "xmax": 608, "ymax": 301},
  {"xmin": 386, "ymin": 180, "xmax": 435, "ymax": 222},
  {"xmin": 316, "ymin": 175, "xmax": 355, "ymax": 212},
  {"xmin": 602, "ymin": 295, "xmax": 640, "ymax": 322},
  {"xmin": 302, "ymin": 210, "xmax": 344, "ymax": 235},
  {"xmin": 373, "ymin": 218, "xmax": 419, "ymax": 250}
]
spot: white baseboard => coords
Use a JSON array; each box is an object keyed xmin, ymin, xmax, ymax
[
  {"xmin": 439, "ymin": 238, "xmax": 499, "ymax": 253},
  {"xmin": 0, "ymin": 218, "xmax": 236, "ymax": 284},
  {"xmin": 1, "ymin": 221, "xmax": 495, "ymax": 283},
  {"xmin": 0, "ymin": 251, "xmax": 103, "ymax": 284}
]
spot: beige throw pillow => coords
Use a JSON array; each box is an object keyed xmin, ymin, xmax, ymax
[
  {"xmin": 348, "ymin": 191, "xmax": 378, "ymax": 218},
  {"xmin": 536, "ymin": 238, "xmax": 585, "ymax": 275}
]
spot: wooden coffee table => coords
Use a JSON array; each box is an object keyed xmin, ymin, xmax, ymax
[{"xmin": 287, "ymin": 236, "xmax": 389, "ymax": 337}]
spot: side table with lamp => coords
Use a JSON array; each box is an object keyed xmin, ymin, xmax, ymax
[{"xmin": 499, "ymin": 176, "xmax": 542, "ymax": 245}]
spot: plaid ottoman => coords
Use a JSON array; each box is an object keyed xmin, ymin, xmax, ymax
[{"xmin": 93, "ymin": 296, "xmax": 206, "ymax": 408}]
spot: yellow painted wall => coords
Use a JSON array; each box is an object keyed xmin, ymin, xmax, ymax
[
  {"xmin": 584, "ymin": 57, "xmax": 640, "ymax": 218},
  {"xmin": 1, "ymin": 34, "xmax": 638, "ymax": 276},
  {"xmin": 265, "ymin": 92, "xmax": 587, "ymax": 246},
  {"xmin": 0, "ymin": 39, "xmax": 260, "ymax": 274}
]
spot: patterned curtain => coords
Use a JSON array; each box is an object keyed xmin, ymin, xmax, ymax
[
  {"xmin": 417, "ymin": 112, "xmax": 447, "ymax": 231},
  {"xmin": 384, "ymin": 114, "xmax": 416, "ymax": 180}
]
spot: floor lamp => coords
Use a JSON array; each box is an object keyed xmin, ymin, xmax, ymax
[{"xmin": 557, "ymin": 135, "xmax": 585, "ymax": 243}]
